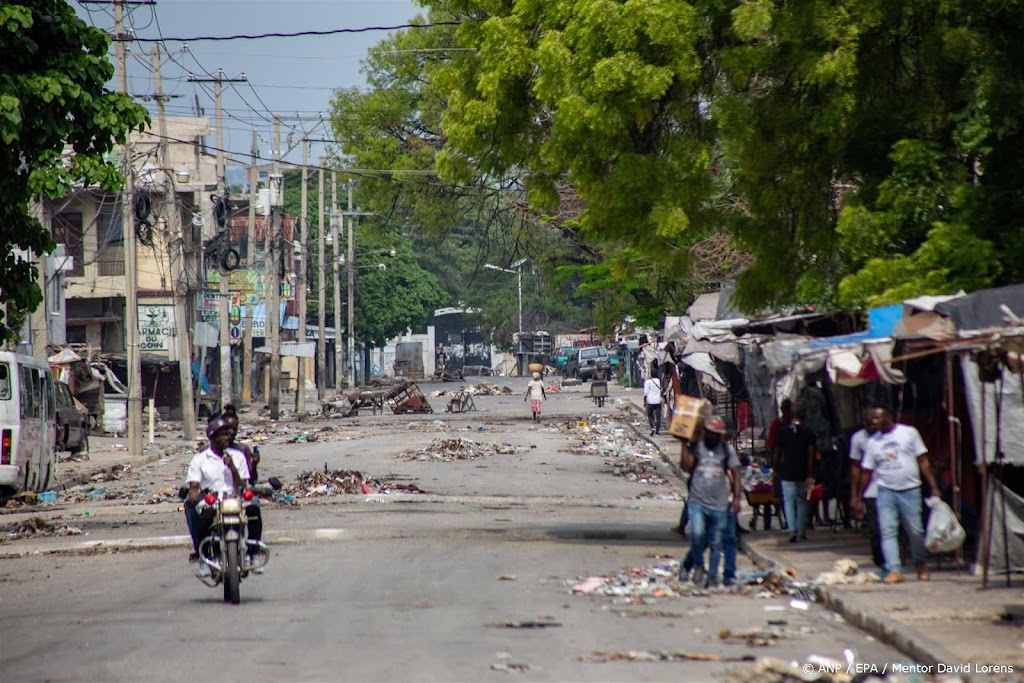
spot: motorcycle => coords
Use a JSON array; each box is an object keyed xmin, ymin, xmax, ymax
[{"xmin": 195, "ymin": 489, "xmax": 269, "ymax": 604}]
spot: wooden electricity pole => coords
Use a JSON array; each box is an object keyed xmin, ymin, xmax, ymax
[
  {"xmin": 295, "ymin": 141, "xmax": 309, "ymax": 413},
  {"xmin": 242, "ymin": 130, "xmax": 258, "ymax": 405},
  {"xmin": 317, "ymin": 161, "xmax": 326, "ymax": 401},
  {"xmin": 187, "ymin": 70, "xmax": 246, "ymax": 409},
  {"xmin": 332, "ymin": 174, "xmax": 343, "ymax": 391},
  {"xmin": 268, "ymin": 117, "xmax": 282, "ymax": 419},
  {"xmin": 151, "ymin": 43, "xmax": 196, "ymax": 438}
]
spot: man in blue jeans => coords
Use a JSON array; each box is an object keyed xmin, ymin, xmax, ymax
[
  {"xmin": 678, "ymin": 415, "xmax": 742, "ymax": 587},
  {"xmin": 854, "ymin": 406, "xmax": 940, "ymax": 584},
  {"xmin": 774, "ymin": 402, "xmax": 816, "ymax": 543}
]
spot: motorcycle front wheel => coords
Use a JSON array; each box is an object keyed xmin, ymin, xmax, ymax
[{"xmin": 223, "ymin": 539, "xmax": 241, "ymax": 605}]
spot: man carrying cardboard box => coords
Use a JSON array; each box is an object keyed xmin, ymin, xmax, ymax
[{"xmin": 678, "ymin": 414, "xmax": 742, "ymax": 587}]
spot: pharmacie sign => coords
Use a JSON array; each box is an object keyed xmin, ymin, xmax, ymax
[{"xmin": 138, "ymin": 305, "xmax": 176, "ymax": 351}]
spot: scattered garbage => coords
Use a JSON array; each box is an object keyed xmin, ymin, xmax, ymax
[
  {"xmin": 490, "ymin": 662, "xmax": 532, "ymax": 672},
  {"xmin": 587, "ymin": 650, "xmax": 750, "ymax": 663},
  {"xmin": 813, "ymin": 559, "xmax": 879, "ymax": 587},
  {"xmin": 497, "ymin": 574, "xmax": 517, "ymax": 581},
  {"xmin": 568, "ymin": 558, "xmax": 817, "ymax": 604},
  {"xmin": 489, "ymin": 619, "xmax": 561, "ymax": 629},
  {"xmin": 284, "ymin": 465, "xmax": 427, "ymax": 498},
  {"xmin": 37, "ymin": 491, "xmax": 58, "ymax": 505},
  {"xmin": 6, "ymin": 516, "xmax": 85, "ymax": 540},
  {"xmin": 400, "ymin": 438, "xmax": 527, "ymax": 462},
  {"xmin": 563, "ymin": 416, "xmax": 672, "ymax": 488}
]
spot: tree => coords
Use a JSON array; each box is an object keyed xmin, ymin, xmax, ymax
[
  {"xmin": 0, "ymin": 1, "xmax": 148, "ymax": 341},
  {"xmin": 422, "ymin": 0, "xmax": 1024, "ymax": 312}
]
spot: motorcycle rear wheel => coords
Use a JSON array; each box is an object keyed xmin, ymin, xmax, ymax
[{"xmin": 223, "ymin": 539, "xmax": 241, "ymax": 604}]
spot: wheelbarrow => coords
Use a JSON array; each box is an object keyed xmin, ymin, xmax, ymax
[{"xmin": 590, "ymin": 380, "xmax": 608, "ymax": 407}]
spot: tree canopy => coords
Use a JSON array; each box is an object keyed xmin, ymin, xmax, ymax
[
  {"xmin": 0, "ymin": 1, "xmax": 148, "ymax": 341},
  {"xmin": 416, "ymin": 0, "xmax": 1024, "ymax": 312}
]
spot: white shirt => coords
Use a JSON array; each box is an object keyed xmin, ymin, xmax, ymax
[
  {"xmin": 527, "ymin": 379, "xmax": 545, "ymax": 400},
  {"xmin": 643, "ymin": 378, "xmax": 662, "ymax": 405},
  {"xmin": 186, "ymin": 446, "xmax": 251, "ymax": 495},
  {"xmin": 861, "ymin": 424, "xmax": 927, "ymax": 492},
  {"xmin": 848, "ymin": 428, "xmax": 877, "ymax": 499}
]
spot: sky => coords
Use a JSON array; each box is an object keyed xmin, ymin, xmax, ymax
[{"xmin": 74, "ymin": 0, "xmax": 421, "ymax": 179}]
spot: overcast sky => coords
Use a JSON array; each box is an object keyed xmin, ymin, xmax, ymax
[{"xmin": 75, "ymin": 0, "xmax": 420, "ymax": 175}]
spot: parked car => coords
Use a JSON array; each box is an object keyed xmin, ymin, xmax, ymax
[
  {"xmin": 564, "ymin": 346, "xmax": 611, "ymax": 381},
  {"xmin": 551, "ymin": 346, "xmax": 574, "ymax": 371},
  {"xmin": 54, "ymin": 380, "xmax": 88, "ymax": 455}
]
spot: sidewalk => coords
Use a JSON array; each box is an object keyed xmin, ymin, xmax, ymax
[
  {"xmin": 617, "ymin": 389, "xmax": 1024, "ymax": 668},
  {"xmin": 53, "ymin": 433, "xmax": 197, "ymax": 490}
]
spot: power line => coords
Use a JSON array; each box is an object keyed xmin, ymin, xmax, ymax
[{"xmin": 114, "ymin": 21, "xmax": 468, "ymax": 43}]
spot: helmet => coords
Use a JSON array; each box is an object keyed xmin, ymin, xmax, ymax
[{"xmin": 206, "ymin": 416, "xmax": 232, "ymax": 439}]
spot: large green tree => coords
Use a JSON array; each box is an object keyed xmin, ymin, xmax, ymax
[
  {"xmin": 420, "ymin": 0, "xmax": 1024, "ymax": 312},
  {"xmin": 0, "ymin": 1, "xmax": 148, "ymax": 341}
]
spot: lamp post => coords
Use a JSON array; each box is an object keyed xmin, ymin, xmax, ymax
[{"xmin": 484, "ymin": 258, "xmax": 527, "ymax": 335}]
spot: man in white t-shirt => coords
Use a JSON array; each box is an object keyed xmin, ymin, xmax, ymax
[
  {"xmin": 643, "ymin": 370, "xmax": 663, "ymax": 436},
  {"xmin": 847, "ymin": 410, "xmax": 883, "ymax": 572},
  {"xmin": 857, "ymin": 406, "xmax": 941, "ymax": 584}
]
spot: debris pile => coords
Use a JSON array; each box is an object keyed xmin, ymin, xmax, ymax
[
  {"xmin": 430, "ymin": 383, "xmax": 514, "ymax": 398},
  {"xmin": 400, "ymin": 438, "xmax": 526, "ymax": 462},
  {"xmin": 565, "ymin": 416, "xmax": 669, "ymax": 487},
  {"xmin": 285, "ymin": 467, "xmax": 427, "ymax": 497},
  {"xmin": 568, "ymin": 558, "xmax": 816, "ymax": 603},
  {"xmin": 812, "ymin": 559, "xmax": 879, "ymax": 587},
  {"xmin": 5, "ymin": 516, "xmax": 84, "ymax": 540}
]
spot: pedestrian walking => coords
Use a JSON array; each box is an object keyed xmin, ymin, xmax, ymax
[
  {"xmin": 678, "ymin": 415, "xmax": 742, "ymax": 587},
  {"xmin": 524, "ymin": 372, "xmax": 546, "ymax": 423},
  {"xmin": 855, "ymin": 406, "xmax": 941, "ymax": 584},
  {"xmin": 847, "ymin": 410, "xmax": 884, "ymax": 572},
  {"xmin": 774, "ymin": 401, "xmax": 816, "ymax": 543},
  {"xmin": 643, "ymin": 370, "xmax": 663, "ymax": 436}
]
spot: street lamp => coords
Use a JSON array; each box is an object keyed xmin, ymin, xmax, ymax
[{"xmin": 484, "ymin": 258, "xmax": 527, "ymax": 336}]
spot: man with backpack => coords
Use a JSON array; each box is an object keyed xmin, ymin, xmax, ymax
[{"xmin": 678, "ymin": 415, "xmax": 742, "ymax": 587}]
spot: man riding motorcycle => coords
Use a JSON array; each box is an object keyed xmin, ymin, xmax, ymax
[{"xmin": 184, "ymin": 417, "xmax": 263, "ymax": 576}]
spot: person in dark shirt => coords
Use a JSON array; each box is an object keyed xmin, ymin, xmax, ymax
[{"xmin": 773, "ymin": 402, "xmax": 816, "ymax": 542}]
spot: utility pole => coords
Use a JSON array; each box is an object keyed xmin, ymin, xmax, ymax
[
  {"xmin": 242, "ymin": 130, "xmax": 258, "ymax": 405},
  {"xmin": 347, "ymin": 181, "xmax": 356, "ymax": 388},
  {"xmin": 188, "ymin": 71, "xmax": 246, "ymax": 409},
  {"xmin": 152, "ymin": 43, "xmax": 197, "ymax": 439},
  {"xmin": 114, "ymin": 0, "xmax": 143, "ymax": 456},
  {"xmin": 268, "ymin": 117, "xmax": 282, "ymax": 419},
  {"xmin": 332, "ymin": 174, "xmax": 342, "ymax": 393},
  {"xmin": 317, "ymin": 161, "xmax": 326, "ymax": 401},
  {"xmin": 295, "ymin": 141, "xmax": 309, "ymax": 413}
]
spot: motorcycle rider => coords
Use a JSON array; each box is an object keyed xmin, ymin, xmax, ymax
[
  {"xmin": 217, "ymin": 404, "xmax": 260, "ymax": 484},
  {"xmin": 184, "ymin": 417, "xmax": 260, "ymax": 577}
]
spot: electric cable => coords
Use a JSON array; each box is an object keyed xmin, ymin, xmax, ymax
[{"xmin": 116, "ymin": 21, "xmax": 469, "ymax": 43}]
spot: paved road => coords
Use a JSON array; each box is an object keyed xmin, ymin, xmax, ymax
[{"xmin": 0, "ymin": 379, "xmax": 902, "ymax": 682}]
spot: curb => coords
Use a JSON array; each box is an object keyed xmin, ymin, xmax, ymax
[
  {"xmin": 55, "ymin": 449, "xmax": 178, "ymax": 491},
  {"xmin": 741, "ymin": 537, "xmax": 971, "ymax": 678}
]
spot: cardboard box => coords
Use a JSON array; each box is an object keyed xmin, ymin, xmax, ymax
[{"xmin": 669, "ymin": 395, "xmax": 712, "ymax": 440}]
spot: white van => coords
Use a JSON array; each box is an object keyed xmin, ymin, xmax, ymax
[{"xmin": 0, "ymin": 351, "xmax": 57, "ymax": 501}]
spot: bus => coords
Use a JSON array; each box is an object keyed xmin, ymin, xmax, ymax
[{"xmin": 0, "ymin": 351, "xmax": 57, "ymax": 502}]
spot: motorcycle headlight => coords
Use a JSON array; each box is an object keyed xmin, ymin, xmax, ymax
[{"xmin": 220, "ymin": 498, "xmax": 242, "ymax": 514}]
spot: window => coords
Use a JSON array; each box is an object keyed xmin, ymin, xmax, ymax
[
  {"xmin": 0, "ymin": 364, "xmax": 10, "ymax": 400},
  {"xmin": 66, "ymin": 326, "xmax": 87, "ymax": 344},
  {"xmin": 581, "ymin": 348, "xmax": 599, "ymax": 359},
  {"xmin": 52, "ymin": 212, "xmax": 84, "ymax": 276},
  {"xmin": 97, "ymin": 210, "xmax": 125, "ymax": 275},
  {"xmin": 20, "ymin": 367, "xmax": 32, "ymax": 418}
]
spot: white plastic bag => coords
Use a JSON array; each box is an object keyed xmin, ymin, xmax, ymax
[{"xmin": 925, "ymin": 496, "xmax": 966, "ymax": 553}]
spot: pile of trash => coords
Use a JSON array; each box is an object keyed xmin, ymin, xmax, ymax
[
  {"xmin": 5, "ymin": 516, "xmax": 84, "ymax": 540},
  {"xmin": 812, "ymin": 559, "xmax": 879, "ymax": 587},
  {"xmin": 565, "ymin": 416, "xmax": 669, "ymax": 487},
  {"xmin": 400, "ymin": 438, "xmax": 527, "ymax": 462},
  {"xmin": 284, "ymin": 467, "xmax": 426, "ymax": 497},
  {"xmin": 430, "ymin": 383, "xmax": 513, "ymax": 398},
  {"xmin": 568, "ymin": 557, "xmax": 817, "ymax": 603}
]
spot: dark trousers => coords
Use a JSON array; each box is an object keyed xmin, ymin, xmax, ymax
[
  {"xmin": 646, "ymin": 403, "xmax": 662, "ymax": 433},
  {"xmin": 185, "ymin": 500, "xmax": 263, "ymax": 554},
  {"xmin": 864, "ymin": 497, "xmax": 885, "ymax": 568}
]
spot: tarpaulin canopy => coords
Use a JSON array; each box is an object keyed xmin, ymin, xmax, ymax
[
  {"xmin": 805, "ymin": 305, "xmax": 901, "ymax": 349},
  {"xmin": 934, "ymin": 283, "xmax": 1024, "ymax": 330}
]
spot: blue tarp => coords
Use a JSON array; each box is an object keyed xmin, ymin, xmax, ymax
[{"xmin": 805, "ymin": 305, "xmax": 901, "ymax": 349}]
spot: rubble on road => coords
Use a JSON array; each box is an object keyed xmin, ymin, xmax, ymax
[
  {"xmin": 430, "ymin": 382, "xmax": 514, "ymax": 398},
  {"xmin": 564, "ymin": 416, "xmax": 670, "ymax": 487},
  {"xmin": 400, "ymin": 438, "xmax": 527, "ymax": 462},
  {"xmin": 285, "ymin": 467, "xmax": 427, "ymax": 497},
  {"xmin": 567, "ymin": 557, "xmax": 816, "ymax": 604},
  {"xmin": 812, "ymin": 559, "xmax": 879, "ymax": 587},
  {"xmin": 587, "ymin": 650, "xmax": 750, "ymax": 663},
  {"xmin": 5, "ymin": 516, "xmax": 84, "ymax": 541}
]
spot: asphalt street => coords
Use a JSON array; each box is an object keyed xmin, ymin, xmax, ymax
[{"xmin": 0, "ymin": 379, "xmax": 903, "ymax": 682}]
